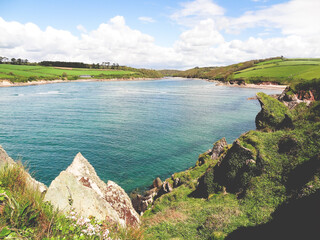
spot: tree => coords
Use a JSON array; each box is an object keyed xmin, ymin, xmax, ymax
[{"xmin": 11, "ymin": 58, "xmax": 16, "ymax": 64}]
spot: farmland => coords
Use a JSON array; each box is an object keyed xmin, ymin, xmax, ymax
[
  {"xmin": 234, "ymin": 58, "xmax": 320, "ymax": 84},
  {"xmin": 173, "ymin": 58, "xmax": 320, "ymax": 85},
  {"xmin": 0, "ymin": 64, "xmax": 152, "ymax": 82}
]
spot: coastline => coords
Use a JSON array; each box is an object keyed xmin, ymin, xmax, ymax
[
  {"xmin": 211, "ymin": 80, "xmax": 287, "ymax": 90},
  {"xmin": 0, "ymin": 77, "xmax": 161, "ymax": 88},
  {"xmin": 0, "ymin": 77, "xmax": 287, "ymax": 90}
]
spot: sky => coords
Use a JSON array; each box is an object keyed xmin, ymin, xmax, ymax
[{"xmin": 0, "ymin": 0, "xmax": 319, "ymax": 69}]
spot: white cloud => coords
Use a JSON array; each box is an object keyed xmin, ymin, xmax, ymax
[
  {"xmin": 0, "ymin": 16, "xmax": 181, "ymax": 68},
  {"xmin": 171, "ymin": 0, "xmax": 225, "ymax": 27},
  {"xmin": 0, "ymin": 0, "xmax": 320, "ymax": 69},
  {"xmin": 138, "ymin": 17, "xmax": 155, "ymax": 23}
]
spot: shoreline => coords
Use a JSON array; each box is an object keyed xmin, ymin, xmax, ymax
[
  {"xmin": 209, "ymin": 80, "xmax": 287, "ymax": 90},
  {"xmin": 0, "ymin": 77, "xmax": 287, "ymax": 90},
  {"xmin": 0, "ymin": 77, "xmax": 161, "ymax": 88}
]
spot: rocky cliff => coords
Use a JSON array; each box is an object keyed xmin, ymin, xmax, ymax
[
  {"xmin": 142, "ymin": 90, "xmax": 320, "ymax": 239},
  {"xmin": 44, "ymin": 152, "xmax": 140, "ymax": 227}
]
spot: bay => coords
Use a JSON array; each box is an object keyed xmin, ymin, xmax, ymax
[{"xmin": 0, "ymin": 78, "xmax": 282, "ymax": 192}]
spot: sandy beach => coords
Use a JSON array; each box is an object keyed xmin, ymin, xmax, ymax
[{"xmin": 0, "ymin": 78, "xmax": 160, "ymax": 88}]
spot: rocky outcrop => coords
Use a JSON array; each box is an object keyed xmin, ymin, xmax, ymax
[
  {"xmin": 44, "ymin": 153, "xmax": 140, "ymax": 227},
  {"xmin": 152, "ymin": 177, "xmax": 162, "ymax": 188},
  {"xmin": 0, "ymin": 145, "xmax": 47, "ymax": 193},
  {"xmin": 132, "ymin": 177, "xmax": 174, "ymax": 215},
  {"xmin": 210, "ymin": 137, "xmax": 228, "ymax": 160},
  {"xmin": 278, "ymin": 87, "xmax": 317, "ymax": 109},
  {"xmin": 256, "ymin": 92, "xmax": 293, "ymax": 131},
  {"xmin": 194, "ymin": 138, "xmax": 263, "ymax": 198}
]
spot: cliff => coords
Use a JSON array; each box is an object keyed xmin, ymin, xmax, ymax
[{"xmin": 141, "ymin": 91, "xmax": 320, "ymax": 239}]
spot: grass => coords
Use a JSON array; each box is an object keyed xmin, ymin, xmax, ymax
[
  {"xmin": 234, "ymin": 59, "xmax": 320, "ymax": 83},
  {"xmin": 142, "ymin": 94, "xmax": 320, "ymax": 239},
  {"xmin": 174, "ymin": 57, "xmax": 320, "ymax": 85},
  {"xmin": 0, "ymin": 64, "xmax": 156, "ymax": 82},
  {"xmin": 0, "ymin": 162, "xmax": 143, "ymax": 239}
]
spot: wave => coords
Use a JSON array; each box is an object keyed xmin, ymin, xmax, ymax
[{"xmin": 37, "ymin": 91, "xmax": 62, "ymax": 95}]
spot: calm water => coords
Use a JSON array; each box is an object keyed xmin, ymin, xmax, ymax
[{"xmin": 0, "ymin": 78, "xmax": 281, "ymax": 192}]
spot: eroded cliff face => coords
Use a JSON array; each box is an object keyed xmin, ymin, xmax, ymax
[
  {"xmin": 0, "ymin": 145, "xmax": 47, "ymax": 193},
  {"xmin": 44, "ymin": 153, "xmax": 140, "ymax": 227}
]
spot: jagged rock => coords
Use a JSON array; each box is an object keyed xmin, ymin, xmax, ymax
[
  {"xmin": 173, "ymin": 177, "xmax": 181, "ymax": 188},
  {"xmin": 153, "ymin": 177, "xmax": 162, "ymax": 188},
  {"xmin": 211, "ymin": 138, "xmax": 228, "ymax": 160},
  {"xmin": 105, "ymin": 180, "xmax": 140, "ymax": 226},
  {"xmin": 0, "ymin": 145, "xmax": 47, "ymax": 193},
  {"xmin": 132, "ymin": 187, "xmax": 157, "ymax": 215},
  {"xmin": 44, "ymin": 153, "xmax": 140, "ymax": 227},
  {"xmin": 195, "ymin": 139, "xmax": 262, "ymax": 198},
  {"xmin": 132, "ymin": 194, "xmax": 153, "ymax": 215},
  {"xmin": 213, "ymin": 139, "xmax": 257, "ymax": 193},
  {"xmin": 158, "ymin": 181, "xmax": 172, "ymax": 196}
]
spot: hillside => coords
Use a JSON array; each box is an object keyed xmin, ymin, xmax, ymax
[
  {"xmin": 141, "ymin": 84, "xmax": 320, "ymax": 239},
  {"xmin": 174, "ymin": 58, "xmax": 320, "ymax": 85},
  {"xmin": 0, "ymin": 64, "xmax": 162, "ymax": 83}
]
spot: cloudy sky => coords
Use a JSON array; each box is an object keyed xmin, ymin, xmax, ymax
[{"xmin": 0, "ymin": 0, "xmax": 319, "ymax": 69}]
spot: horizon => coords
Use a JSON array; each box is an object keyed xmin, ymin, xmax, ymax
[{"xmin": 0, "ymin": 0, "xmax": 319, "ymax": 70}]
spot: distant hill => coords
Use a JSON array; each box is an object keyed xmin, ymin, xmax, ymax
[{"xmin": 174, "ymin": 57, "xmax": 320, "ymax": 85}]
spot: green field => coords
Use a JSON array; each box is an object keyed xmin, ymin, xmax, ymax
[
  {"xmin": 0, "ymin": 64, "xmax": 137, "ymax": 82},
  {"xmin": 234, "ymin": 59, "xmax": 320, "ymax": 83}
]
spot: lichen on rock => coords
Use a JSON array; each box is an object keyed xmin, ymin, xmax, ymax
[{"xmin": 44, "ymin": 152, "xmax": 140, "ymax": 227}]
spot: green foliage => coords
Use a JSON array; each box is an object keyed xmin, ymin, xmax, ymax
[
  {"xmin": 174, "ymin": 57, "xmax": 283, "ymax": 81},
  {"xmin": 256, "ymin": 92, "xmax": 292, "ymax": 131},
  {"xmin": 143, "ymin": 90, "xmax": 320, "ymax": 239}
]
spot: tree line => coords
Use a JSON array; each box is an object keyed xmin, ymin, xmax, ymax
[
  {"xmin": 0, "ymin": 56, "xmax": 122, "ymax": 69},
  {"xmin": 0, "ymin": 56, "xmax": 29, "ymax": 65}
]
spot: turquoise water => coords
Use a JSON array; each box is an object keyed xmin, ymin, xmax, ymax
[{"xmin": 0, "ymin": 78, "xmax": 281, "ymax": 192}]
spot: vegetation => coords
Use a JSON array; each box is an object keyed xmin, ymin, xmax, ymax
[
  {"xmin": 173, "ymin": 57, "xmax": 320, "ymax": 86},
  {"xmin": 0, "ymin": 163, "xmax": 143, "ymax": 239},
  {"xmin": 0, "ymin": 58, "xmax": 162, "ymax": 83},
  {"xmin": 141, "ymin": 90, "xmax": 320, "ymax": 239}
]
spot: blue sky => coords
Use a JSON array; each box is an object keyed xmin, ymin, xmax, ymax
[{"xmin": 0, "ymin": 0, "xmax": 319, "ymax": 69}]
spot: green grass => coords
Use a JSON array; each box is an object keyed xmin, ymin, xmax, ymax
[
  {"xmin": 234, "ymin": 59, "xmax": 320, "ymax": 83},
  {"xmin": 0, "ymin": 64, "xmax": 139, "ymax": 82},
  {"xmin": 142, "ymin": 95, "xmax": 320, "ymax": 239},
  {"xmin": 0, "ymin": 162, "xmax": 143, "ymax": 239}
]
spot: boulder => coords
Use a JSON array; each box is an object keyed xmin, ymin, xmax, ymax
[
  {"xmin": 173, "ymin": 177, "xmax": 181, "ymax": 188},
  {"xmin": 211, "ymin": 138, "xmax": 228, "ymax": 160},
  {"xmin": 44, "ymin": 153, "xmax": 140, "ymax": 227},
  {"xmin": 152, "ymin": 177, "xmax": 162, "ymax": 188},
  {"xmin": 158, "ymin": 181, "xmax": 172, "ymax": 196},
  {"xmin": 0, "ymin": 145, "xmax": 47, "ymax": 193}
]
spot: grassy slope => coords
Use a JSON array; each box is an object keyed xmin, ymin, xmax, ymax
[
  {"xmin": 174, "ymin": 58, "xmax": 320, "ymax": 85},
  {"xmin": 0, "ymin": 64, "xmax": 162, "ymax": 82},
  {"xmin": 141, "ymin": 93, "xmax": 320, "ymax": 239},
  {"xmin": 234, "ymin": 59, "xmax": 320, "ymax": 84}
]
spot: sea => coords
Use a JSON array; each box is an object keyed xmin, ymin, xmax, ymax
[{"xmin": 0, "ymin": 78, "xmax": 282, "ymax": 192}]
